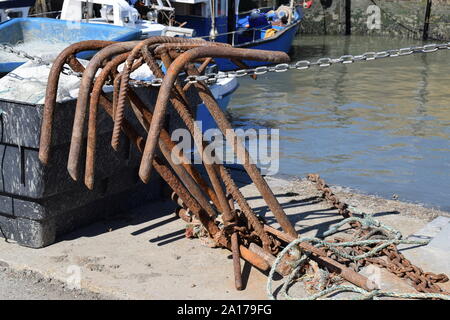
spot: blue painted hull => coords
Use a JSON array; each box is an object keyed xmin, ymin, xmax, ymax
[
  {"xmin": 214, "ymin": 20, "xmax": 300, "ymax": 71},
  {"xmin": 0, "ymin": 18, "xmax": 141, "ymax": 73}
]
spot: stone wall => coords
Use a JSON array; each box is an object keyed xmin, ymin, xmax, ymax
[{"xmin": 299, "ymin": 0, "xmax": 450, "ymax": 41}]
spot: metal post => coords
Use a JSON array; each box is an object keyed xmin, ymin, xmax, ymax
[
  {"xmin": 345, "ymin": 0, "xmax": 351, "ymax": 35},
  {"xmin": 423, "ymin": 0, "xmax": 432, "ymax": 41}
]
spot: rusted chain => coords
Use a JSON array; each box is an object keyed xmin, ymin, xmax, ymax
[
  {"xmin": 307, "ymin": 174, "xmax": 449, "ymax": 295},
  {"xmin": 307, "ymin": 173, "xmax": 354, "ymax": 219}
]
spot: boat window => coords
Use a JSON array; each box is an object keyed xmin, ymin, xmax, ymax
[
  {"xmin": 172, "ymin": 3, "xmax": 204, "ymax": 16},
  {"xmin": 239, "ymin": 0, "xmax": 274, "ymax": 13},
  {"xmin": 217, "ymin": 0, "xmax": 227, "ymax": 16},
  {"xmin": 238, "ymin": 0, "xmax": 292, "ymax": 14}
]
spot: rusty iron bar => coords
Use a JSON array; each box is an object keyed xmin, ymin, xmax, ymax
[
  {"xmin": 85, "ymin": 52, "xmax": 146, "ymax": 189},
  {"xmin": 39, "ymin": 40, "xmax": 117, "ymax": 165},
  {"xmin": 136, "ymin": 45, "xmax": 297, "ymax": 239},
  {"xmin": 85, "ymin": 52, "xmax": 130, "ymax": 189},
  {"xmin": 111, "ymin": 37, "xmax": 209, "ymax": 151},
  {"xmin": 231, "ymin": 232, "xmax": 243, "ymax": 290},
  {"xmin": 55, "ymin": 53, "xmax": 271, "ymax": 273},
  {"xmin": 125, "ymin": 89, "xmax": 218, "ymax": 219},
  {"xmin": 66, "ymin": 41, "xmax": 144, "ymax": 181},
  {"xmin": 146, "ymin": 45, "xmax": 274, "ymax": 253},
  {"xmin": 186, "ymin": 68, "xmax": 298, "ymax": 238}
]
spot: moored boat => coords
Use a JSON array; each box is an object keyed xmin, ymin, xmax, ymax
[
  {"xmin": 0, "ymin": 0, "xmax": 35, "ymax": 22},
  {"xmin": 172, "ymin": 0, "xmax": 304, "ymax": 70}
]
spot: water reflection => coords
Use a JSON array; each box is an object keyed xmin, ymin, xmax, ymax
[{"xmin": 228, "ymin": 35, "xmax": 450, "ymax": 211}]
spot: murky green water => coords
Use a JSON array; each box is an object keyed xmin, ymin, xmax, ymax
[{"xmin": 228, "ymin": 35, "xmax": 450, "ymax": 211}]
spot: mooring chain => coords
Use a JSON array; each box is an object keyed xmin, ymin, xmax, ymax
[
  {"xmin": 2, "ymin": 42, "xmax": 449, "ymax": 85},
  {"xmin": 0, "ymin": 43, "xmax": 84, "ymax": 77},
  {"xmin": 307, "ymin": 174, "xmax": 449, "ymax": 295},
  {"xmin": 127, "ymin": 42, "xmax": 450, "ymax": 87},
  {"xmin": 307, "ymin": 173, "xmax": 354, "ymax": 219},
  {"xmin": 353, "ymin": 244, "xmax": 449, "ymax": 294}
]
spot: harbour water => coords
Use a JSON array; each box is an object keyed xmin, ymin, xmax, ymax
[{"xmin": 228, "ymin": 35, "xmax": 450, "ymax": 211}]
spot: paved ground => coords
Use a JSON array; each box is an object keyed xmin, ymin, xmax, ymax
[
  {"xmin": 0, "ymin": 265, "xmax": 106, "ymax": 300},
  {"xmin": 0, "ymin": 174, "xmax": 448, "ymax": 300}
]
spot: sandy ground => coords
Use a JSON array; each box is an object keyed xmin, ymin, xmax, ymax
[{"xmin": 0, "ymin": 173, "xmax": 448, "ymax": 300}]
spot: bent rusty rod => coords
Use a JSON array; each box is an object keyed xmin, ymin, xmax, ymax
[
  {"xmin": 112, "ymin": 37, "xmax": 208, "ymax": 150},
  {"xmin": 85, "ymin": 52, "xmax": 131, "ymax": 189},
  {"xmin": 137, "ymin": 46, "xmax": 289, "ymax": 179},
  {"xmin": 67, "ymin": 41, "xmax": 140, "ymax": 181},
  {"xmin": 152, "ymin": 48, "xmax": 273, "ymax": 254},
  {"xmin": 39, "ymin": 40, "xmax": 116, "ymax": 165},
  {"xmin": 66, "ymin": 53, "xmax": 219, "ymax": 222},
  {"xmin": 140, "ymin": 44, "xmax": 224, "ymax": 210},
  {"xmin": 137, "ymin": 45, "xmax": 297, "ymax": 237},
  {"xmin": 187, "ymin": 63, "xmax": 297, "ymax": 238},
  {"xmin": 125, "ymin": 90, "xmax": 218, "ymax": 218},
  {"xmin": 59, "ymin": 59, "xmax": 266, "ymax": 269}
]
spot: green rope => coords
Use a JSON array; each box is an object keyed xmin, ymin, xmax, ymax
[
  {"xmin": 301, "ymin": 284, "xmax": 450, "ymax": 300},
  {"xmin": 266, "ymin": 216, "xmax": 450, "ymax": 300},
  {"xmin": 323, "ymin": 214, "xmax": 402, "ymax": 239}
]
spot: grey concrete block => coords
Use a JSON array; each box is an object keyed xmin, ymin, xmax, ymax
[
  {"xmin": 0, "ymin": 214, "xmax": 56, "ymax": 248},
  {"xmin": 428, "ymin": 222, "xmax": 450, "ymax": 252},
  {"xmin": 399, "ymin": 216, "xmax": 450, "ymax": 276},
  {"xmin": 407, "ymin": 216, "xmax": 450, "ymax": 242},
  {"xmin": 0, "ymin": 83, "xmax": 202, "ymax": 248}
]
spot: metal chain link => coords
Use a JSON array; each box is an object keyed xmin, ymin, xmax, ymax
[
  {"xmin": 0, "ymin": 43, "xmax": 47, "ymax": 66},
  {"xmin": 128, "ymin": 42, "xmax": 450, "ymax": 87},
  {"xmin": 307, "ymin": 173, "xmax": 449, "ymax": 295},
  {"xmin": 1, "ymin": 42, "xmax": 449, "ymax": 84},
  {"xmin": 0, "ymin": 43, "xmax": 83, "ymax": 78}
]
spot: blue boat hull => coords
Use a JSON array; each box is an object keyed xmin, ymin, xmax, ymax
[
  {"xmin": 0, "ymin": 18, "xmax": 142, "ymax": 73},
  {"xmin": 214, "ymin": 20, "xmax": 300, "ymax": 71}
]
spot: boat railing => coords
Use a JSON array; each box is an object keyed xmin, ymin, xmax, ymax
[{"xmin": 197, "ymin": 24, "xmax": 284, "ymax": 46}]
